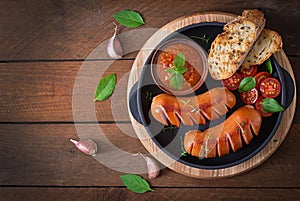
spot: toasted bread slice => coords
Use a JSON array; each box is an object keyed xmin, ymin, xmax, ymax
[
  {"xmin": 242, "ymin": 29, "xmax": 282, "ymax": 67},
  {"xmin": 208, "ymin": 9, "xmax": 266, "ymax": 80}
]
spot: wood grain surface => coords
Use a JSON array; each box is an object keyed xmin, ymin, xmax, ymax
[
  {"xmin": 0, "ymin": 124, "xmax": 299, "ymax": 187},
  {"xmin": 0, "ymin": 60, "xmax": 134, "ymax": 122},
  {"xmin": 0, "ymin": 0, "xmax": 299, "ymax": 60},
  {"xmin": 0, "ymin": 187, "xmax": 299, "ymax": 201},
  {"xmin": 0, "ymin": 0, "xmax": 299, "ymax": 200}
]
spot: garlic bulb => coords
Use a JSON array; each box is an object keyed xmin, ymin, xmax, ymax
[
  {"xmin": 107, "ymin": 23, "xmax": 123, "ymax": 59},
  {"xmin": 70, "ymin": 139, "xmax": 97, "ymax": 156},
  {"xmin": 137, "ymin": 153, "xmax": 160, "ymax": 179}
]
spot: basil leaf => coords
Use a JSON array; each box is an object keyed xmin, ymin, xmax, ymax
[
  {"xmin": 262, "ymin": 98, "xmax": 284, "ymax": 113},
  {"xmin": 170, "ymin": 73, "xmax": 184, "ymax": 90},
  {"xmin": 176, "ymin": 67, "xmax": 187, "ymax": 75},
  {"xmin": 173, "ymin": 52, "xmax": 185, "ymax": 70},
  {"xmin": 165, "ymin": 52, "xmax": 187, "ymax": 89},
  {"xmin": 238, "ymin": 77, "xmax": 256, "ymax": 92},
  {"xmin": 120, "ymin": 174, "xmax": 153, "ymax": 193},
  {"xmin": 113, "ymin": 10, "xmax": 145, "ymax": 28},
  {"xmin": 165, "ymin": 68, "xmax": 175, "ymax": 74},
  {"xmin": 265, "ymin": 58, "xmax": 273, "ymax": 74},
  {"xmin": 94, "ymin": 74, "xmax": 116, "ymax": 101}
]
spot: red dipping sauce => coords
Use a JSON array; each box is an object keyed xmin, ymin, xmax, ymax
[{"xmin": 151, "ymin": 39, "xmax": 208, "ymax": 95}]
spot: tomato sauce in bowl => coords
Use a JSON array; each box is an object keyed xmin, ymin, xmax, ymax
[{"xmin": 151, "ymin": 38, "xmax": 208, "ymax": 95}]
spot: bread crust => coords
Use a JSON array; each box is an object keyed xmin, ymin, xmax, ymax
[
  {"xmin": 242, "ymin": 29, "xmax": 283, "ymax": 67},
  {"xmin": 208, "ymin": 9, "xmax": 266, "ymax": 80}
]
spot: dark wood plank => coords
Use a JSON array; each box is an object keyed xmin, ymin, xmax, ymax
[
  {"xmin": 0, "ymin": 60, "xmax": 133, "ymax": 122},
  {"xmin": 0, "ymin": 187, "xmax": 299, "ymax": 201},
  {"xmin": 0, "ymin": 57, "xmax": 299, "ymax": 122},
  {"xmin": 291, "ymin": 57, "xmax": 300, "ymax": 124},
  {"xmin": 0, "ymin": 0, "xmax": 299, "ymax": 60},
  {"xmin": 0, "ymin": 123, "xmax": 299, "ymax": 187}
]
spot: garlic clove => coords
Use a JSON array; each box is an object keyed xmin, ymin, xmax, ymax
[
  {"xmin": 137, "ymin": 153, "xmax": 160, "ymax": 179},
  {"xmin": 70, "ymin": 139, "xmax": 97, "ymax": 156},
  {"xmin": 107, "ymin": 23, "xmax": 123, "ymax": 59}
]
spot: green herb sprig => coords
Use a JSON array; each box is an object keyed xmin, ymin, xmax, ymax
[
  {"xmin": 162, "ymin": 125, "xmax": 176, "ymax": 133},
  {"xmin": 180, "ymin": 136, "xmax": 188, "ymax": 157},
  {"xmin": 146, "ymin": 91, "xmax": 153, "ymax": 100},
  {"xmin": 165, "ymin": 52, "xmax": 187, "ymax": 89},
  {"xmin": 191, "ymin": 34, "xmax": 210, "ymax": 43}
]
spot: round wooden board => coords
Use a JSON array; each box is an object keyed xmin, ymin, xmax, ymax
[{"xmin": 127, "ymin": 12, "xmax": 296, "ymax": 178}]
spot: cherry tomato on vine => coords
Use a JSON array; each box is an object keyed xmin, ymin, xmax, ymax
[
  {"xmin": 222, "ymin": 72, "xmax": 242, "ymax": 90},
  {"xmin": 259, "ymin": 78, "xmax": 281, "ymax": 98}
]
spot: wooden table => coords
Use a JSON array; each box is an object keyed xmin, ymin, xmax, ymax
[{"xmin": 0, "ymin": 0, "xmax": 299, "ymax": 200}]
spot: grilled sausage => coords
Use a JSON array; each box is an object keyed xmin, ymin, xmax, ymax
[
  {"xmin": 184, "ymin": 105, "xmax": 262, "ymax": 158},
  {"xmin": 150, "ymin": 87, "xmax": 236, "ymax": 127}
]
